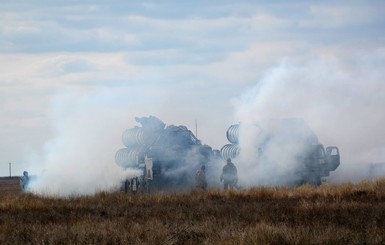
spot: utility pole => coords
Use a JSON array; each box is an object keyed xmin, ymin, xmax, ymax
[
  {"xmin": 9, "ymin": 162, "xmax": 11, "ymax": 177},
  {"xmin": 195, "ymin": 120, "xmax": 198, "ymax": 138}
]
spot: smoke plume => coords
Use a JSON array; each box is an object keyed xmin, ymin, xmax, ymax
[
  {"xmin": 26, "ymin": 51, "xmax": 385, "ymax": 196},
  {"xmin": 26, "ymin": 91, "xmax": 142, "ymax": 197},
  {"xmin": 232, "ymin": 53, "xmax": 385, "ymax": 186}
]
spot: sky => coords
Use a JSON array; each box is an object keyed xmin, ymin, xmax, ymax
[{"xmin": 1, "ymin": 1, "xmax": 385, "ymax": 194}]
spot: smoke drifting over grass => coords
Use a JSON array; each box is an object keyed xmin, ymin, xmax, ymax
[
  {"xmin": 26, "ymin": 51, "xmax": 385, "ymax": 196},
  {"xmin": 232, "ymin": 119, "xmax": 320, "ymax": 187},
  {"xmin": 233, "ymin": 53, "xmax": 385, "ymax": 185},
  {"xmin": 27, "ymin": 92, "xmax": 142, "ymax": 197},
  {"xmin": 26, "ymin": 98, "xmax": 217, "ymax": 196}
]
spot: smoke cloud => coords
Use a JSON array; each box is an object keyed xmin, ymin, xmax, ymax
[
  {"xmin": 26, "ymin": 91, "xmax": 142, "ymax": 197},
  {"xmin": 25, "ymin": 51, "xmax": 385, "ymax": 196},
  {"xmin": 232, "ymin": 52, "xmax": 385, "ymax": 186}
]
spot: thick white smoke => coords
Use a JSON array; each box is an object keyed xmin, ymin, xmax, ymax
[
  {"xmin": 234, "ymin": 119, "xmax": 319, "ymax": 187},
  {"xmin": 232, "ymin": 52, "xmax": 385, "ymax": 186},
  {"xmin": 25, "ymin": 50, "xmax": 385, "ymax": 195},
  {"xmin": 26, "ymin": 91, "xmax": 142, "ymax": 197}
]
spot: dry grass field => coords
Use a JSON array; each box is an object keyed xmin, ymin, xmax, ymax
[{"xmin": 0, "ymin": 179, "xmax": 384, "ymax": 245}]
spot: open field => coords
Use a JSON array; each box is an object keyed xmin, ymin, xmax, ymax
[{"xmin": 0, "ymin": 179, "xmax": 384, "ymax": 245}]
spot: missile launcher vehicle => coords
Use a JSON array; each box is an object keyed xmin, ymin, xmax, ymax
[
  {"xmin": 220, "ymin": 118, "xmax": 340, "ymax": 186},
  {"xmin": 115, "ymin": 116, "xmax": 217, "ymax": 192}
]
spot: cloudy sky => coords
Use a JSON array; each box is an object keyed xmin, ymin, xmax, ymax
[{"xmin": 1, "ymin": 1, "xmax": 385, "ymax": 185}]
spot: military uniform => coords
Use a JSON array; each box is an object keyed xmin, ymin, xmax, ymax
[
  {"xmin": 195, "ymin": 165, "xmax": 208, "ymax": 190},
  {"xmin": 20, "ymin": 171, "xmax": 29, "ymax": 191},
  {"xmin": 220, "ymin": 159, "xmax": 238, "ymax": 190}
]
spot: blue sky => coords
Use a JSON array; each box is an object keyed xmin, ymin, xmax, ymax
[{"xmin": 1, "ymin": 1, "xmax": 385, "ymax": 182}]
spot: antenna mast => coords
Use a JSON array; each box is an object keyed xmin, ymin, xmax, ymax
[{"xmin": 195, "ymin": 119, "xmax": 198, "ymax": 138}]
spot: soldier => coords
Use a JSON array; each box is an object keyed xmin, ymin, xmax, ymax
[
  {"xmin": 20, "ymin": 171, "xmax": 29, "ymax": 191},
  {"xmin": 220, "ymin": 158, "xmax": 238, "ymax": 190},
  {"xmin": 195, "ymin": 165, "xmax": 208, "ymax": 190},
  {"xmin": 131, "ymin": 176, "xmax": 139, "ymax": 193}
]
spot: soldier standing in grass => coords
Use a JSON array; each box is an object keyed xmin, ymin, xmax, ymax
[
  {"xmin": 220, "ymin": 158, "xmax": 238, "ymax": 190},
  {"xmin": 195, "ymin": 165, "xmax": 208, "ymax": 190},
  {"xmin": 20, "ymin": 171, "xmax": 29, "ymax": 192}
]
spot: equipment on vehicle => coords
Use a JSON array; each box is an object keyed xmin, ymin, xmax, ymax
[
  {"xmin": 220, "ymin": 118, "xmax": 340, "ymax": 186},
  {"xmin": 115, "ymin": 116, "xmax": 216, "ymax": 192}
]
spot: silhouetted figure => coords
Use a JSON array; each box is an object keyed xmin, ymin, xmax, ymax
[
  {"xmin": 20, "ymin": 171, "xmax": 29, "ymax": 191},
  {"xmin": 195, "ymin": 165, "xmax": 208, "ymax": 190},
  {"xmin": 131, "ymin": 177, "xmax": 139, "ymax": 193},
  {"xmin": 220, "ymin": 158, "xmax": 238, "ymax": 190}
]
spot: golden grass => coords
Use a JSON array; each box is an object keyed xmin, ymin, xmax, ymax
[{"xmin": 0, "ymin": 179, "xmax": 384, "ymax": 244}]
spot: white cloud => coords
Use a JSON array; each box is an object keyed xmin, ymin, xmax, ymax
[{"xmin": 299, "ymin": 4, "xmax": 384, "ymax": 29}]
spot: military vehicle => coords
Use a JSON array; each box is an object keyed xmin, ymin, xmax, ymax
[
  {"xmin": 115, "ymin": 116, "xmax": 217, "ymax": 192},
  {"xmin": 220, "ymin": 118, "xmax": 340, "ymax": 186}
]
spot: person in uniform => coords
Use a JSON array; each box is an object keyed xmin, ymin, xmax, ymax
[
  {"xmin": 195, "ymin": 165, "xmax": 208, "ymax": 190},
  {"xmin": 20, "ymin": 171, "xmax": 29, "ymax": 191},
  {"xmin": 220, "ymin": 158, "xmax": 238, "ymax": 190}
]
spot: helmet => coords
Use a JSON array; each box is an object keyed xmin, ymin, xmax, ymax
[{"xmin": 226, "ymin": 158, "xmax": 231, "ymax": 163}]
